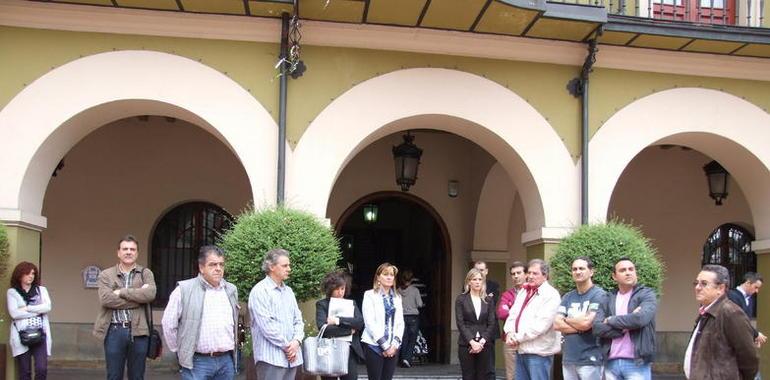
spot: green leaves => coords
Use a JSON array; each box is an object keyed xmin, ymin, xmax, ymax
[
  {"xmin": 551, "ymin": 221, "xmax": 665, "ymax": 296},
  {"xmin": 218, "ymin": 206, "xmax": 341, "ymax": 302}
]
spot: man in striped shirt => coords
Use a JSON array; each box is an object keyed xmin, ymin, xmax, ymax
[{"xmin": 248, "ymin": 248, "xmax": 304, "ymax": 380}]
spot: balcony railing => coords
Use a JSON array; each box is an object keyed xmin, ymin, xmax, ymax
[{"xmin": 554, "ymin": 0, "xmax": 766, "ymax": 27}]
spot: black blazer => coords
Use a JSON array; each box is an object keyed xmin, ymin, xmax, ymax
[
  {"xmin": 727, "ymin": 288, "xmax": 758, "ymax": 338},
  {"xmin": 315, "ymin": 297, "xmax": 365, "ymax": 361},
  {"xmin": 455, "ymin": 293, "xmax": 497, "ymax": 347}
]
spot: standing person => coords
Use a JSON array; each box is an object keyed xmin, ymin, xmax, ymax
[
  {"xmin": 728, "ymin": 272, "xmax": 767, "ymax": 348},
  {"xmin": 315, "ymin": 271, "xmax": 365, "ymax": 380},
  {"xmin": 162, "ymin": 245, "xmax": 239, "ymax": 380},
  {"xmin": 456, "ymin": 268, "xmax": 497, "ymax": 380},
  {"xmin": 7, "ymin": 262, "xmax": 52, "ymax": 380},
  {"xmin": 397, "ymin": 269, "xmax": 423, "ymax": 368},
  {"xmin": 684, "ymin": 265, "xmax": 758, "ymax": 380},
  {"xmin": 361, "ymin": 262, "xmax": 404, "ymax": 380},
  {"xmin": 248, "ymin": 248, "xmax": 304, "ymax": 380},
  {"xmin": 553, "ymin": 257, "xmax": 605, "ymax": 380},
  {"xmin": 496, "ymin": 261, "xmax": 526, "ymax": 380},
  {"xmin": 503, "ymin": 259, "xmax": 561, "ymax": 380},
  {"xmin": 93, "ymin": 235, "xmax": 156, "ymax": 380},
  {"xmin": 593, "ymin": 257, "xmax": 657, "ymax": 380},
  {"xmin": 473, "ymin": 261, "xmax": 500, "ymax": 380}
]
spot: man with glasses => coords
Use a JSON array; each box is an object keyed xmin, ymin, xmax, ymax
[
  {"xmin": 496, "ymin": 262, "xmax": 526, "ymax": 380},
  {"xmin": 593, "ymin": 257, "xmax": 656, "ymax": 380},
  {"xmin": 683, "ymin": 265, "xmax": 757, "ymax": 380}
]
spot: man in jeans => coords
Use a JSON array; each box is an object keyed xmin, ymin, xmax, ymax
[
  {"xmin": 93, "ymin": 235, "xmax": 157, "ymax": 380},
  {"xmin": 554, "ymin": 257, "xmax": 605, "ymax": 380},
  {"xmin": 593, "ymin": 257, "xmax": 657, "ymax": 380},
  {"xmin": 496, "ymin": 261, "xmax": 526, "ymax": 380}
]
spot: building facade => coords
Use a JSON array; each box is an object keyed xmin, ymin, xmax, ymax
[{"xmin": 1, "ymin": 0, "xmax": 769, "ymax": 377}]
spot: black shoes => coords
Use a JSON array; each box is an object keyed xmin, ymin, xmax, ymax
[{"xmin": 400, "ymin": 359, "xmax": 411, "ymax": 368}]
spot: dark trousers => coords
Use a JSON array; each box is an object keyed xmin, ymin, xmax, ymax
[
  {"xmin": 16, "ymin": 336, "xmax": 48, "ymax": 380},
  {"xmin": 364, "ymin": 346, "xmax": 397, "ymax": 380},
  {"xmin": 458, "ymin": 344, "xmax": 492, "ymax": 380},
  {"xmin": 486, "ymin": 340, "xmax": 496, "ymax": 380},
  {"xmin": 321, "ymin": 350, "xmax": 359, "ymax": 380},
  {"xmin": 104, "ymin": 324, "xmax": 148, "ymax": 380},
  {"xmin": 399, "ymin": 315, "xmax": 419, "ymax": 363}
]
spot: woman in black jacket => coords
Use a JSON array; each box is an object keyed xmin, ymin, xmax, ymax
[
  {"xmin": 455, "ymin": 268, "xmax": 497, "ymax": 380},
  {"xmin": 315, "ymin": 271, "xmax": 365, "ymax": 380}
]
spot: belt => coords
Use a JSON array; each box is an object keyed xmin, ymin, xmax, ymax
[
  {"xmin": 195, "ymin": 350, "xmax": 232, "ymax": 357},
  {"xmin": 111, "ymin": 322, "xmax": 131, "ymax": 328}
]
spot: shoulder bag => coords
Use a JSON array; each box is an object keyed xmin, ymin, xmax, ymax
[
  {"xmin": 14, "ymin": 288, "xmax": 44, "ymax": 347},
  {"xmin": 140, "ymin": 269, "xmax": 163, "ymax": 359},
  {"xmin": 302, "ymin": 324, "xmax": 350, "ymax": 377}
]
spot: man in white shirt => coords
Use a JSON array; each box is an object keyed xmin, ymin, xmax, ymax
[{"xmin": 162, "ymin": 246, "xmax": 240, "ymax": 380}]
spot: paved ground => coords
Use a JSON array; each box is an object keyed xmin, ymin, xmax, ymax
[{"xmin": 49, "ymin": 364, "xmax": 687, "ymax": 379}]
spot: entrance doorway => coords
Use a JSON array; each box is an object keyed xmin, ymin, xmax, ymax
[{"xmin": 336, "ymin": 192, "xmax": 451, "ymax": 363}]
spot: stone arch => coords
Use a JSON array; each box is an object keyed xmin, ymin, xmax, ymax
[
  {"xmin": 290, "ymin": 68, "xmax": 578, "ymax": 235},
  {"xmin": 590, "ymin": 88, "xmax": 770, "ymax": 239},
  {"xmin": 0, "ymin": 50, "xmax": 278, "ymax": 228}
]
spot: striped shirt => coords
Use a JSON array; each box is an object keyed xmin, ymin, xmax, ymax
[
  {"xmin": 248, "ymin": 276, "xmax": 304, "ymax": 368},
  {"xmin": 162, "ymin": 279, "xmax": 235, "ymax": 354},
  {"xmin": 111, "ymin": 268, "xmax": 135, "ymax": 324}
]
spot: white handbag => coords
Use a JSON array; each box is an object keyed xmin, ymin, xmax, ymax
[{"xmin": 302, "ymin": 324, "xmax": 350, "ymax": 377}]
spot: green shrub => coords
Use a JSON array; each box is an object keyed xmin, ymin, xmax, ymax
[
  {"xmin": 218, "ymin": 206, "xmax": 341, "ymax": 303},
  {"xmin": 0, "ymin": 223, "xmax": 9, "ymax": 279},
  {"xmin": 550, "ymin": 221, "xmax": 664, "ymax": 296}
]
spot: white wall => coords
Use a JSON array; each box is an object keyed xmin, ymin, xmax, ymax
[
  {"xmin": 609, "ymin": 146, "xmax": 752, "ymax": 331},
  {"xmin": 41, "ymin": 117, "xmax": 252, "ymax": 323}
]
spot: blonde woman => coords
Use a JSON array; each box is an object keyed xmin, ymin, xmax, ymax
[
  {"xmin": 455, "ymin": 268, "xmax": 496, "ymax": 380},
  {"xmin": 361, "ymin": 263, "xmax": 405, "ymax": 380}
]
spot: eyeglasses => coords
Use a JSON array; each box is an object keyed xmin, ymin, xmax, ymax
[{"xmin": 692, "ymin": 280, "xmax": 718, "ymax": 288}]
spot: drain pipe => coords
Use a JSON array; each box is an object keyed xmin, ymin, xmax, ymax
[
  {"xmin": 277, "ymin": 12, "xmax": 289, "ymax": 205},
  {"xmin": 568, "ymin": 28, "xmax": 602, "ymax": 225}
]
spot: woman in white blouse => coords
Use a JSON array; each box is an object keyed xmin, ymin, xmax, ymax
[
  {"xmin": 361, "ymin": 262, "xmax": 404, "ymax": 380},
  {"xmin": 455, "ymin": 268, "xmax": 496, "ymax": 380},
  {"xmin": 6, "ymin": 261, "xmax": 52, "ymax": 380}
]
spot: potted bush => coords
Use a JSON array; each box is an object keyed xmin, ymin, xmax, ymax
[
  {"xmin": 0, "ymin": 223, "xmax": 10, "ymax": 380},
  {"xmin": 219, "ymin": 206, "xmax": 341, "ymax": 380},
  {"xmin": 550, "ymin": 220, "xmax": 665, "ymax": 296}
]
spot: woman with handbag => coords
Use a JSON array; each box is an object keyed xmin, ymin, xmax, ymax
[
  {"xmin": 361, "ymin": 263, "xmax": 404, "ymax": 380},
  {"xmin": 7, "ymin": 261, "xmax": 52, "ymax": 380},
  {"xmin": 314, "ymin": 271, "xmax": 364, "ymax": 380},
  {"xmin": 455, "ymin": 268, "xmax": 496, "ymax": 380}
]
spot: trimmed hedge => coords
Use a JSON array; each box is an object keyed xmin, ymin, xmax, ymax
[
  {"xmin": 551, "ymin": 221, "xmax": 664, "ymax": 295},
  {"xmin": 218, "ymin": 206, "xmax": 341, "ymax": 303}
]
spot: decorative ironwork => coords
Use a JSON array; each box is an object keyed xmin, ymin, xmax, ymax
[
  {"xmin": 150, "ymin": 202, "xmax": 232, "ymax": 307},
  {"xmin": 702, "ymin": 223, "xmax": 756, "ymax": 289}
]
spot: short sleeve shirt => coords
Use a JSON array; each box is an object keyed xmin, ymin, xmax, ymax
[{"xmin": 557, "ymin": 285, "xmax": 605, "ymax": 365}]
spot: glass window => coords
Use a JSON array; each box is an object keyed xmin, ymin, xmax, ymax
[{"xmin": 702, "ymin": 224, "xmax": 756, "ymax": 290}]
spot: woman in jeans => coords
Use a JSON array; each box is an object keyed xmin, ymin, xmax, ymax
[
  {"xmin": 315, "ymin": 271, "xmax": 365, "ymax": 380},
  {"xmin": 361, "ymin": 263, "xmax": 404, "ymax": 380},
  {"xmin": 7, "ymin": 261, "xmax": 52, "ymax": 380},
  {"xmin": 397, "ymin": 270, "xmax": 423, "ymax": 368}
]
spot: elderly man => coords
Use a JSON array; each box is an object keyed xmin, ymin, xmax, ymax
[
  {"xmin": 496, "ymin": 261, "xmax": 526, "ymax": 380},
  {"xmin": 162, "ymin": 246, "xmax": 239, "ymax": 379},
  {"xmin": 684, "ymin": 265, "xmax": 758, "ymax": 380},
  {"xmin": 503, "ymin": 259, "xmax": 561, "ymax": 380},
  {"xmin": 593, "ymin": 257, "xmax": 656, "ymax": 380},
  {"xmin": 249, "ymin": 248, "xmax": 304, "ymax": 380},
  {"xmin": 553, "ymin": 257, "xmax": 604, "ymax": 380},
  {"xmin": 93, "ymin": 235, "xmax": 156, "ymax": 380},
  {"xmin": 728, "ymin": 272, "xmax": 767, "ymax": 348}
]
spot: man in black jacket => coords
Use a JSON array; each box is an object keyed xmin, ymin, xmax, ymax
[
  {"xmin": 474, "ymin": 261, "xmax": 500, "ymax": 380},
  {"xmin": 593, "ymin": 257, "xmax": 657, "ymax": 380},
  {"xmin": 727, "ymin": 272, "xmax": 766, "ymax": 348}
]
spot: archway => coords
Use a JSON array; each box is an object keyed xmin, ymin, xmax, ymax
[{"xmin": 336, "ymin": 191, "xmax": 452, "ymax": 364}]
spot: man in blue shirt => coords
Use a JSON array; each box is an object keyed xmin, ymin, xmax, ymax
[{"xmin": 554, "ymin": 256, "xmax": 605, "ymax": 380}]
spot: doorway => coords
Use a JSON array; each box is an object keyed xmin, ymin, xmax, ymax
[{"xmin": 336, "ymin": 192, "xmax": 451, "ymax": 363}]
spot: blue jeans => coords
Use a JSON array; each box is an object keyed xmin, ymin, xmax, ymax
[
  {"xmin": 515, "ymin": 353, "xmax": 553, "ymax": 380},
  {"xmin": 104, "ymin": 324, "xmax": 148, "ymax": 380},
  {"xmin": 562, "ymin": 364, "xmax": 602, "ymax": 380},
  {"xmin": 181, "ymin": 354, "xmax": 235, "ymax": 380},
  {"xmin": 604, "ymin": 358, "xmax": 651, "ymax": 380}
]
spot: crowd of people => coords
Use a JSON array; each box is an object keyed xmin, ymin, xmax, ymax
[{"xmin": 4, "ymin": 234, "xmax": 766, "ymax": 380}]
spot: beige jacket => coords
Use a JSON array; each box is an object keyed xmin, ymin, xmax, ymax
[
  {"xmin": 93, "ymin": 264, "xmax": 156, "ymax": 339},
  {"xmin": 503, "ymin": 281, "xmax": 562, "ymax": 356}
]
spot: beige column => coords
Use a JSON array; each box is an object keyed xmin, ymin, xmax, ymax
[
  {"xmin": 754, "ymin": 239, "xmax": 770, "ymax": 378},
  {"xmin": 525, "ymin": 242, "xmax": 559, "ymax": 262},
  {"xmin": 1, "ymin": 224, "xmax": 42, "ymax": 380}
]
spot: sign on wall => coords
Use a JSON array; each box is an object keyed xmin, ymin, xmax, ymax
[{"xmin": 83, "ymin": 265, "xmax": 101, "ymax": 288}]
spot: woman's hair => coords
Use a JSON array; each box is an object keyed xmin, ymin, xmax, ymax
[
  {"xmin": 397, "ymin": 269, "xmax": 414, "ymax": 290},
  {"xmin": 463, "ymin": 268, "xmax": 487, "ymax": 302},
  {"xmin": 10, "ymin": 261, "xmax": 40, "ymax": 288},
  {"xmin": 321, "ymin": 270, "xmax": 349, "ymax": 298},
  {"xmin": 372, "ymin": 262, "xmax": 398, "ymax": 292}
]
